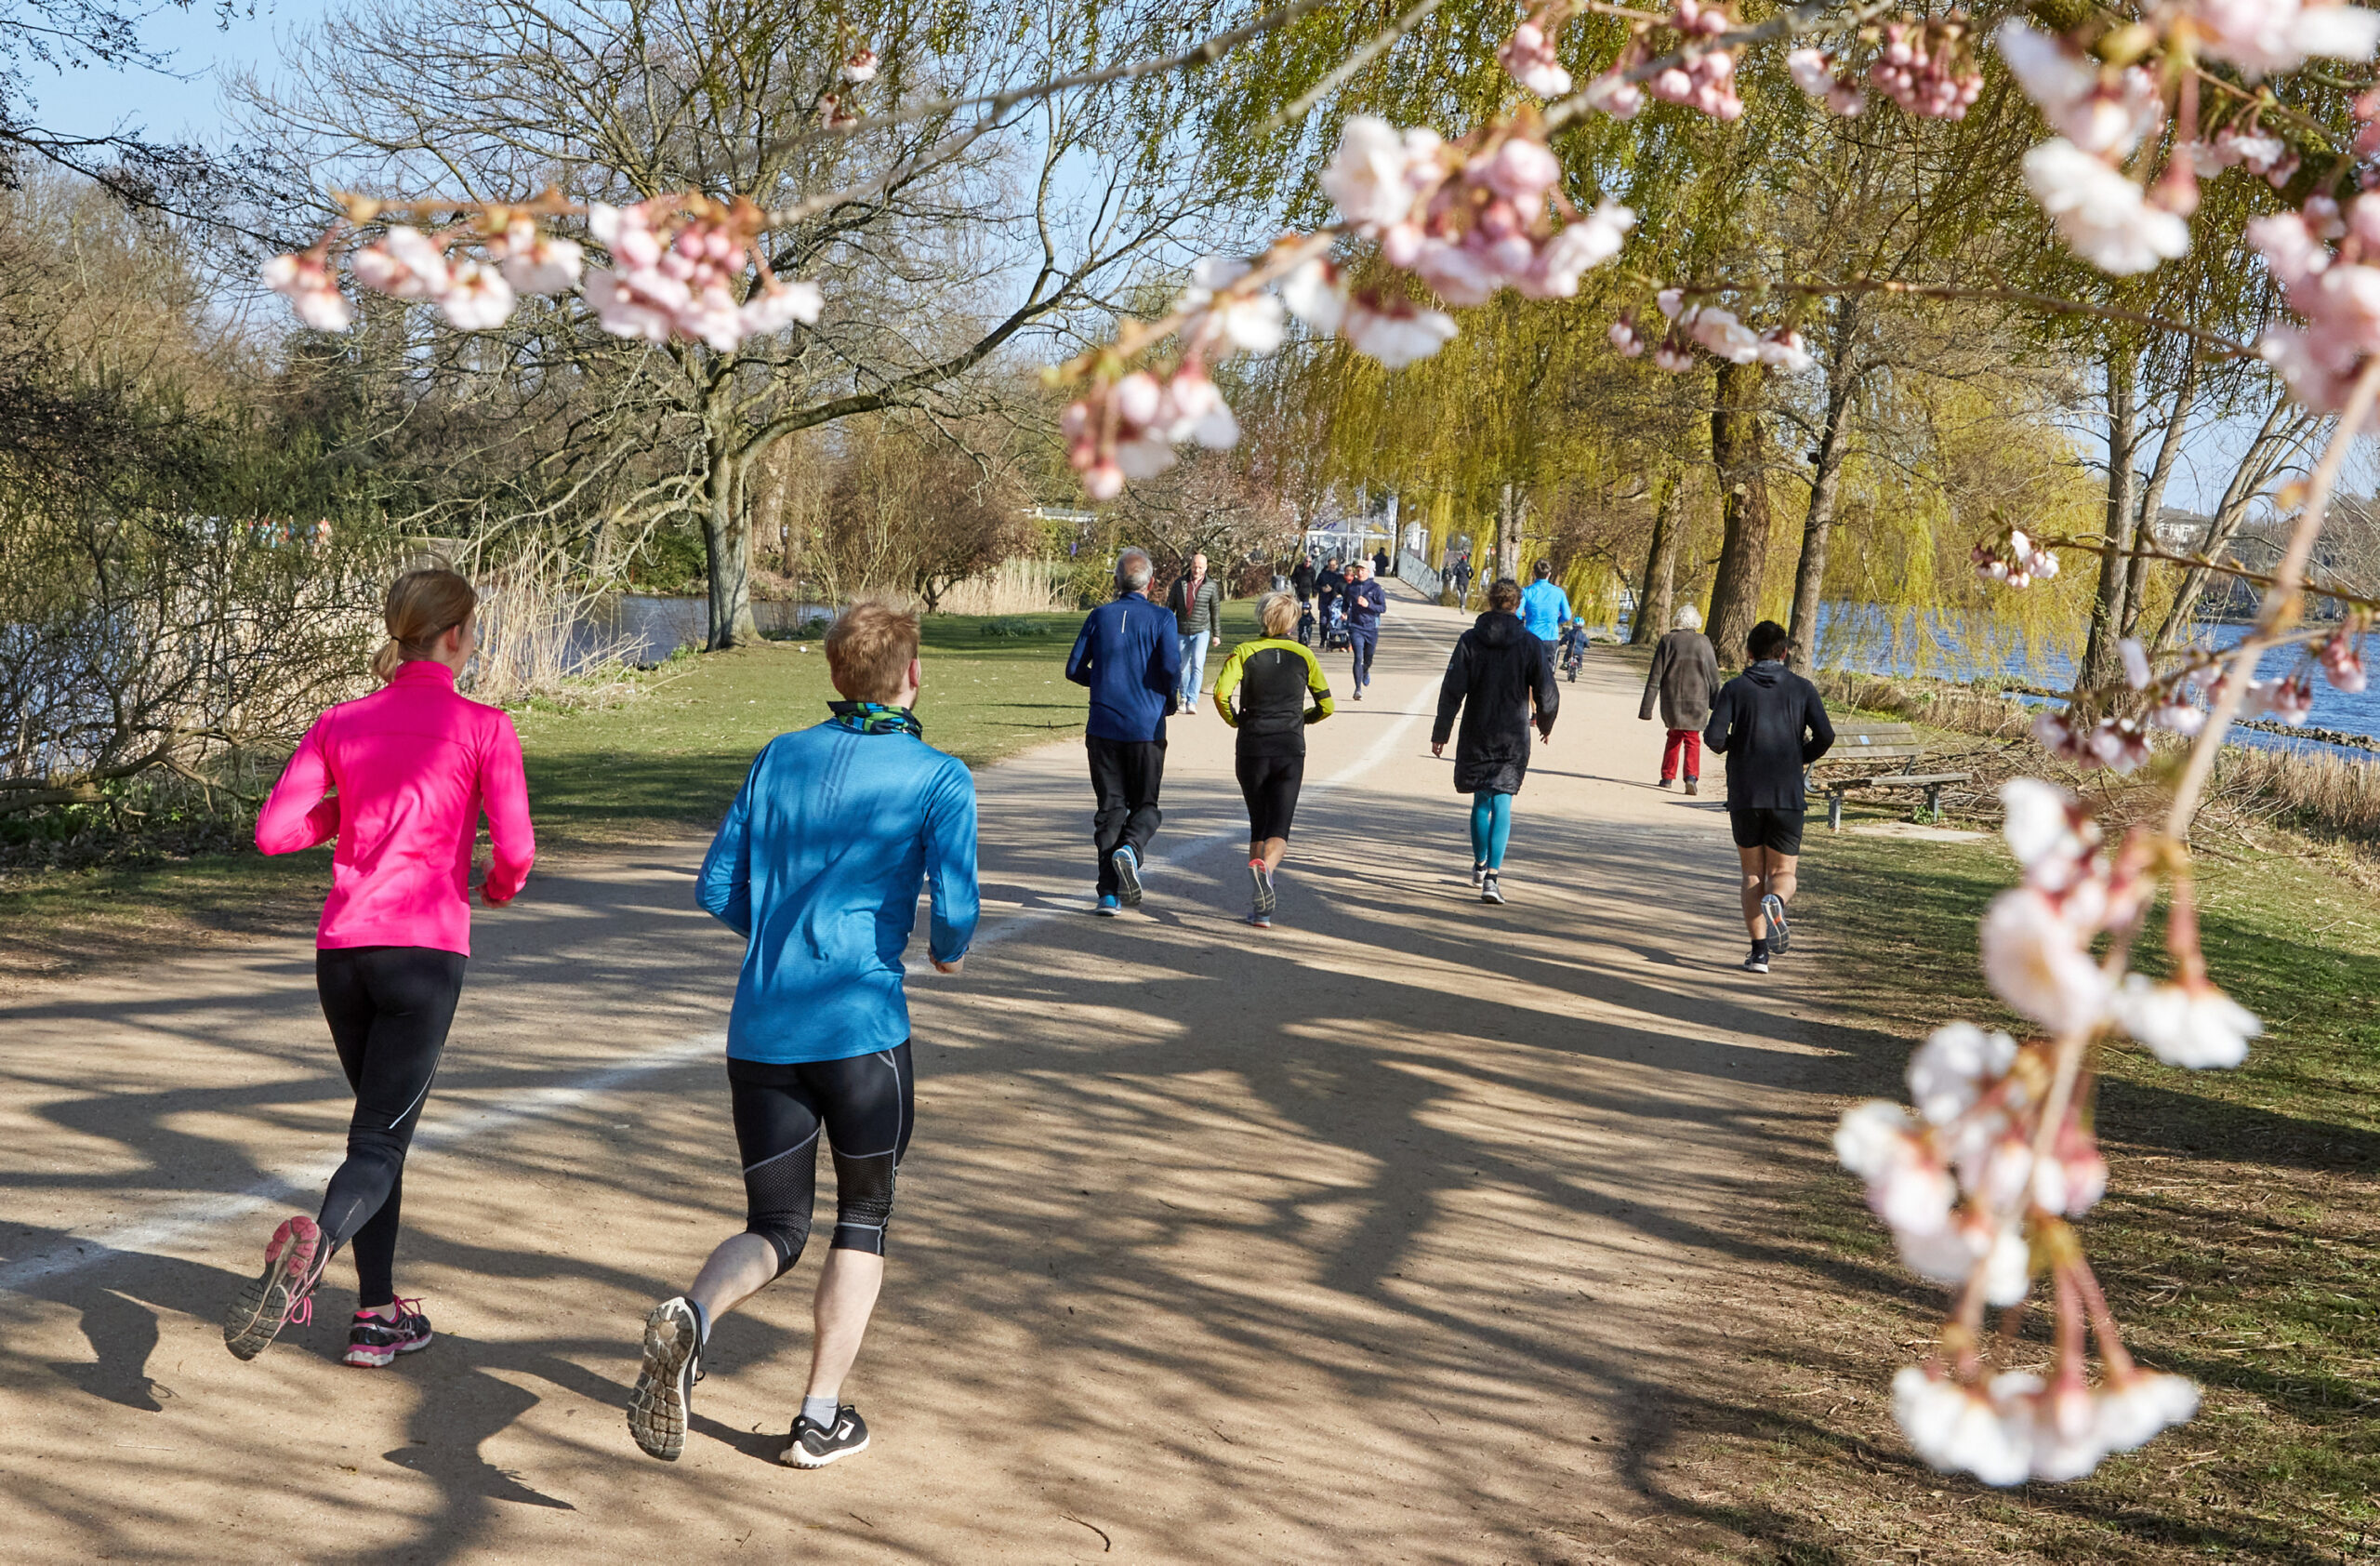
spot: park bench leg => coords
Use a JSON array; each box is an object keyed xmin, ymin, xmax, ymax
[
  {"xmin": 1828, "ymin": 790, "xmax": 1844, "ymax": 831},
  {"xmin": 1924, "ymin": 783, "xmax": 1942, "ymax": 819}
]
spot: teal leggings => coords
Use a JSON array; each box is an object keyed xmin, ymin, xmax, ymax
[{"xmin": 1469, "ymin": 790, "xmax": 1514, "ymax": 869}]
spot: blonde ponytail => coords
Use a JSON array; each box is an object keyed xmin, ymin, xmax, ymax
[{"xmin": 377, "ymin": 568, "xmax": 479, "ymax": 683}]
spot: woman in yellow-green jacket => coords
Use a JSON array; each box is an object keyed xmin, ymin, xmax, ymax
[{"xmin": 1212, "ymin": 591, "xmax": 1335, "ymax": 928}]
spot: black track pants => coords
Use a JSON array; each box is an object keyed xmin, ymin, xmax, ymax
[
  {"xmin": 730, "ymin": 1043, "xmax": 915, "ymax": 1275},
  {"xmin": 314, "ymin": 946, "xmax": 467, "ymax": 1307},
  {"xmin": 1087, "ymin": 737, "xmax": 1166, "ymax": 895}
]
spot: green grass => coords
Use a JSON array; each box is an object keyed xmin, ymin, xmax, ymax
[
  {"xmin": 0, "ymin": 602, "xmax": 1265, "ymax": 954},
  {"xmin": 1775, "ymin": 828, "xmax": 2380, "ymax": 1562}
]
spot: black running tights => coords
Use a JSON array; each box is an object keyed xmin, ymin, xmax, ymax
[
  {"xmin": 314, "ymin": 946, "xmax": 467, "ymax": 1307},
  {"xmin": 729, "ymin": 1043, "xmax": 914, "ymax": 1276}
]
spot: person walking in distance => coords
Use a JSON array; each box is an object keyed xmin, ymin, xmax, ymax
[
  {"xmin": 1373, "ymin": 546, "xmax": 1392, "ymax": 578},
  {"xmin": 1519, "ymin": 559, "xmax": 1574, "ymax": 658},
  {"xmin": 1289, "ymin": 552, "xmax": 1318, "ymax": 644},
  {"xmin": 1212, "ymin": 591, "xmax": 1335, "ymax": 927},
  {"xmin": 1703, "ymin": 619, "xmax": 1834, "ymax": 974},
  {"xmin": 1431, "ymin": 577, "xmax": 1559, "ymax": 906},
  {"xmin": 226, "ymin": 568, "xmax": 535, "ymax": 1369},
  {"xmin": 1315, "ymin": 555, "xmax": 1347, "ymax": 631},
  {"xmin": 1342, "ymin": 557, "xmax": 1389, "ymax": 700},
  {"xmin": 628, "ymin": 598, "xmax": 978, "ymax": 1469},
  {"xmin": 1065, "ymin": 548, "xmax": 1181, "ymax": 915},
  {"xmin": 1639, "ymin": 604, "xmax": 1720, "ymax": 795},
  {"xmin": 1166, "ymin": 551, "xmax": 1223, "ymax": 715}
]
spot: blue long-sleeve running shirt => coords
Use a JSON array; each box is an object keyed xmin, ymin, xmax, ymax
[{"xmin": 696, "ymin": 715, "xmax": 980, "ymax": 1063}]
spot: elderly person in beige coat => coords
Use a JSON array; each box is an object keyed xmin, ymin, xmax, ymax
[{"xmin": 1638, "ymin": 604, "xmax": 1720, "ymax": 794}]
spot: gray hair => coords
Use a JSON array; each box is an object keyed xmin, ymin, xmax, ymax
[
  {"xmin": 1673, "ymin": 604, "xmax": 1703, "ymax": 631},
  {"xmin": 1114, "ymin": 548, "xmax": 1153, "ymax": 591}
]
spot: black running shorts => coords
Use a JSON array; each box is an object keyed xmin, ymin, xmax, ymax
[
  {"xmin": 728, "ymin": 1042, "xmax": 913, "ymax": 1274},
  {"xmin": 1729, "ymin": 806, "xmax": 1805, "ymax": 856}
]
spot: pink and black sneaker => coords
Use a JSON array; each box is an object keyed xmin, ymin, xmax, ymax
[
  {"xmin": 222, "ymin": 1214, "xmax": 326, "ymax": 1360},
  {"xmin": 343, "ymin": 1299, "xmax": 433, "ymax": 1367}
]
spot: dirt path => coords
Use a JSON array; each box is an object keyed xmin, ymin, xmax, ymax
[{"xmin": 0, "ymin": 586, "xmax": 1862, "ymax": 1564}]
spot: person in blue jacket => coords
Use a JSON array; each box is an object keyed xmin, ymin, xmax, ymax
[
  {"xmin": 1519, "ymin": 559, "xmax": 1574, "ymax": 655},
  {"xmin": 1342, "ymin": 557, "xmax": 1389, "ymax": 699},
  {"xmin": 1064, "ymin": 547, "xmax": 1182, "ymax": 914},
  {"xmin": 628, "ymin": 597, "xmax": 979, "ymax": 1472}
]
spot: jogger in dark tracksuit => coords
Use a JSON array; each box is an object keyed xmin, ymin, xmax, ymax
[
  {"xmin": 1703, "ymin": 618, "xmax": 1834, "ymax": 975},
  {"xmin": 1065, "ymin": 548, "xmax": 1182, "ymax": 914},
  {"xmin": 1342, "ymin": 559, "xmax": 1388, "ymax": 697},
  {"xmin": 234, "ymin": 568, "xmax": 536, "ymax": 1370}
]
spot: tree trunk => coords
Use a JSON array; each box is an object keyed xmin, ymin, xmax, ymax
[
  {"xmin": 1704, "ymin": 359, "xmax": 1774, "ymax": 667},
  {"xmin": 1788, "ymin": 342, "xmax": 1859, "ymax": 673},
  {"xmin": 2081, "ymin": 349, "xmax": 2139, "ymax": 688},
  {"xmin": 1631, "ymin": 474, "xmax": 1684, "ymax": 645},
  {"xmin": 2121, "ymin": 352, "xmax": 2200, "ymax": 639},
  {"xmin": 704, "ymin": 447, "xmax": 760, "ymax": 650},
  {"xmin": 2154, "ymin": 403, "xmax": 2320, "ymax": 648}
]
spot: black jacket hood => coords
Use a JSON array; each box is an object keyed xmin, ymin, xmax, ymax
[
  {"xmin": 1740, "ymin": 658, "xmax": 1787, "ymax": 687},
  {"xmin": 1470, "ymin": 611, "xmax": 1526, "ymax": 646}
]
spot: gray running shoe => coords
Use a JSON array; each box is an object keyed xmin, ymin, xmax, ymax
[
  {"xmin": 628, "ymin": 1296, "xmax": 703, "ymax": 1461},
  {"xmin": 223, "ymin": 1214, "xmax": 325, "ymax": 1361},
  {"xmin": 1762, "ymin": 893, "xmax": 1790, "ymax": 953},
  {"xmin": 1743, "ymin": 946, "xmax": 1770, "ymax": 974},
  {"xmin": 1480, "ymin": 873, "xmax": 1505, "ymax": 905},
  {"xmin": 1112, "ymin": 846, "xmax": 1144, "ymax": 907},
  {"xmin": 783, "ymin": 1404, "xmax": 870, "ymax": 1468},
  {"xmin": 1249, "ymin": 861, "xmax": 1276, "ymax": 919},
  {"xmin": 1469, "ymin": 860, "xmax": 1488, "ymax": 887}
]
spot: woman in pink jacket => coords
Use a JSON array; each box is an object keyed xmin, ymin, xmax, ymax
[{"xmin": 223, "ymin": 568, "xmax": 536, "ymax": 1369}]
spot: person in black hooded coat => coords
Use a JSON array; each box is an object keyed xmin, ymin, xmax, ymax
[{"xmin": 1431, "ymin": 577, "xmax": 1558, "ymax": 905}]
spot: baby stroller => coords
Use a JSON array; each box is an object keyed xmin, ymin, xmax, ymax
[{"xmin": 1321, "ymin": 599, "xmax": 1353, "ymax": 651}]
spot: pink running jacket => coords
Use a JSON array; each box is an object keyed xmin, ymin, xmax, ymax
[{"xmin": 256, "ymin": 659, "xmax": 536, "ymax": 955}]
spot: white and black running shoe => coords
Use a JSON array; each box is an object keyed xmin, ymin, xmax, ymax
[
  {"xmin": 1248, "ymin": 861, "xmax": 1276, "ymax": 919},
  {"xmin": 343, "ymin": 1299, "xmax": 433, "ymax": 1368},
  {"xmin": 628, "ymin": 1296, "xmax": 704, "ymax": 1461},
  {"xmin": 1479, "ymin": 873, "xmax": 1505, "ymax": 906},
  {"xmin": 782, "ymin": 1404, "xmax": 870, "ymax": 1468},
  {"xmin": 1469, "ymin": 860, "xmax": 1488, "ymax": 887},
  {"xmin": 1762, "ymin": 893, "xmax": 1790, "ymax": 953},
  {"xmin": 223, "ymin": 1214, "xmax": 326, "ymax": 1361},
  {"xmin": 1111, "ymin": 846, "xmax": 1144, "ymax": 907},
  {"xmin": 1743, "ymin": 946, "xmax": 1770, "ymax": 974}
]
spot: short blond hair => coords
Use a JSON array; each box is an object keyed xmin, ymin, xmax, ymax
[
  {"xmin": 1259, "ymin": 591, "xmax": 1299, "ymax": 638},
  {"xmin": 825, "ymin": 596, "xmax": 921, "ymax": 702}
]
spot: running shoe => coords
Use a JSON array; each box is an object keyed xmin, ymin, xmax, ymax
[
  {"xmin": 1249, "ymin": 861, "xmax": 1276, "ymax": 919},
  {"xmin": 628, "ymin": 1296, "xmax": 705, "ymax": 1461},
  {"xmin": 1659, "ymin": 778, "xmax": 1673, "ymax": 790},
  {"xmin": 1249, "ymin": 909, "xmax": 1272, "ymax": 929},
  {"xmin": 1743, "ymin": 946, "xmax": 1770, "ymax": 974},
  {"xmin": 1685, "ymin": 778, "xmax": 1699, "ymax": 796},
  {"xmin": 1480, "ymin": 873, "xmax": 1505, "ymax": 906},
  {"xmin": 1094, "ymin": 894, "xmax": 1120, "ymax": 916},
  {"xmin": 1469, "ymin": 860, "xmax": 1488, "ymax": 887},
  {"xmin": 343, "ymin": 1300, "xmax": 433, "ymax": 1368},
  {"xmin": 1762, "ymin": 893, "xmax": 1791, "ymax": 953},
  {"xmin": 1353, "ymin": 686, "xmax": 1364, "ymax": 700},
  {"xmin": 222, "ymin": 1214, "xmax": 324, "ymax": 1361},
  {"xmin": 783, "ymin": 1404, "xmax": 870, "ymax": 1468},
  {"xmin": 1111, "ymin": 845, "xmax": 1144, "ymax": 907}
]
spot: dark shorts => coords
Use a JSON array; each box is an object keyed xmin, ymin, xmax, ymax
[
  {"xmin": 1236, "ymin": 750, "xmax": 1304, "ymax": 841},
  {"xmin": 728, "ymin": 1043, "xmax": 914, "ymax": 1273},
  {"xmin": 1729, "ymin": 807, "xmax": 1805, "ymax": 856}
]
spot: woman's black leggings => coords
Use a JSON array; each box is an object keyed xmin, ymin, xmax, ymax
[
  {"xmin": 313, "ymin": 947, "xmax": 467, "ymax": 1307},
  {"xmin": 729, "ymin": 1043, "xmax": 913, "ymax": 1276}
]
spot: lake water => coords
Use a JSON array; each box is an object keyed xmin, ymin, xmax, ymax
[{"xmin": 576, "ymin": 594, "xmax": 833, "ymax": 666}]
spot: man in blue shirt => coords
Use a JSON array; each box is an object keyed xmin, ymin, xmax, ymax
[
  {"xmin": 1065, "ymin": 548, "xmax": 1182, "ymax": 914},
  {"xmin": 1342, "ymin": 557, "xmax": 1389, "ymax": 699},
  {"xmin": 1520, "ymin": 560, "xmax": 1574, "ymax": 656},
  {"xmin": 630, "ymin": 597, "xmax": 978, "ymax": 1472}
]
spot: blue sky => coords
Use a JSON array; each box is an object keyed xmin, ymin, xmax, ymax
[{"xmin": 30, "ymin": 0, "xmax": 312, "ymax": 143}]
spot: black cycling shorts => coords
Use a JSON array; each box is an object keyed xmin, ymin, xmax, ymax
[
  {"xmin": 1729, "ymin": 806, "xmax": 1805, "ymax": 856},
  {"xmin": 728, "ymin": 1042, "xmax": 914, "ymax": 1275},
  {"xmin": 1236, "ymin": 750, "xmax": 1305, "ymax": 841}
]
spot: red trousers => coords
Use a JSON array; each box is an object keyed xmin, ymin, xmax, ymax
[{"xmin": 1661, "ymin": 728, "xmax": 1701, "ymax": 782}]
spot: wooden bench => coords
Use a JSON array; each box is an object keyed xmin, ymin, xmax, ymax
[{"xmin": 1805, "ymin": 722, "xmax": 1972, "ymax": 830}]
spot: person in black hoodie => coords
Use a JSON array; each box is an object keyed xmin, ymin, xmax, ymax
[
  {"xmin": 1431, "ymin": 577, "xmax": 1558, "ymax": 906},
  {"xmin": 1702, "ymin": 619, "xmax": 1833, "ymax": 974}
]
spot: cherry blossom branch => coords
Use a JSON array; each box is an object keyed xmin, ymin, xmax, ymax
[
  {"xmin": 2024, "ymin": 531, "xmax": 2380, "ymax": 617},
  {"xmin": 1540, "ymin": 0, "xmax": 1868, "ymax": 131},
  {"xmin": 2164, "ymin": 354, "xmax": 2380, "ymax": 835}
]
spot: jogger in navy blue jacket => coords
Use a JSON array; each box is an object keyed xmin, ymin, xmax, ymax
[{"xmin": 1065, "ymin": 548, "xmax": 1183, "ymax": 913}]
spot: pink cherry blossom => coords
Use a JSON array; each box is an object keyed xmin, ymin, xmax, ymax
[
  {"xmin": 1498, "ymin": 21, "xmax": 1572, "ymax": 98},
  {"xmin": 1996, "ymin": 23, "xmax": 2162, "ymax": 158},
  {"xmin": 1608, "ymin": 315, "xmax": 1646, "ymax": 357},
  {"xmin": 1162, "ymin": 368, "xmax": 1241, "ymax": 449},
  {"xmin": 2266, "ymin": 670, "xmax": 2317, "ymax": 723},
  {"xmin": 2151, "ymin": 701, "xmax": 2210, "ymax": 735},
  {"xmin": 2001, "ymin": 778, "xmax": 2098, "ymax": 886},
  {"xmin": 740, "ymin": 280, "xmax": 824, "ymax": 336},
  {"xmin": 1756, "ymin": 328, "xmax": 1814, "ymax": 371},
  {"xmin": 2318, "ymin": 631, "xmax": 2367, "ymax": 691},
  {"xmin": 1581, "ymin": 70, "xmax": 1645, "ymax": 119},
  {"xmin": 2023, "ymin": 139, "xmax": 2191, "ymax": 274},
  {"xmin": 261, "ymin": 250, "xmax": 353, "ymax": 331},
  {"xmin": 438, "ymin": 259, "xmax": 516, "ymax": 330},
  {"xmin": 841, "ymin": 46, "xmax": 879, "ymax": 84},
  {"xmin": 2114, "ymin": 974, "xmax": 2260, "ymax": 1068},
  {"xmin": 1282, "ymin": 258, "xmax": 1346, "ymax": 333},
  {"xmin": 1787, "ymin": 46, "xmax": 1832, "ymax": 96},
  {"xmin": 1342, "ymin": 294, "xmax": 1459, "ymax": 367},
  {"xmin": 1895, "ymin": 1212, "xmax": 2031, "ymax": 1304},
  {"xmin": 1321, "ymin": 116, "xmax": 1422, "ymax": 232},
  {"xmin": 352, "ymin": 226, "xmax": 451, "ymax": 299},
  {"xmin": 2031, "ymin": 1114, "xmax": 2109, "ymax": 1215},
  {"xmin": 582, "ymin": 267, "xmax": 678, "ymax": 342},
  {"xmin": 1906, "ymin": 1021, "xmax": 2018, "ymax": 1126},
  {"xmin": 2095, "ymin": 1372, "xmax": 2200, "ymax": 1453},
  {"xmin": 1652, "ymin": 339, "xmax": 1696, "ymax": 373},
  {"xmin": 1893, "ymin": 1367, "xmax": 2032, "ymax": 1487},
  {"xmin": 1473, "ymin": 136, "xmax": 1562, "ymax": 206},
  {"xmin": 2086, "ymin": 716, "xmax": 2151, "ymax": 774},
  {"xmin": 2003, "ymin": 1374, "xmax": 2107, "ymax": 1481},
  {"xmin": 1870, "ymin": 17, "xmax": 1984, "ymax": 120},
  {"xmin": 1980, "ymin": 886, "xmax": 2110, "ymax": 1036},
  {"xmin": 2186, "ymin": 0, "xmax": 2380, "ymax": 80},
  {"xmin": 2119, "ymin": 637, "xmax": 2152, "ymax": 690},
  {"xmin": 1684, "ymin": 306, "xmax": 1761, "ymax": 363},
  {"xmin": 495, "ymin": 219, "xmax": 585, "ymax": 294}
]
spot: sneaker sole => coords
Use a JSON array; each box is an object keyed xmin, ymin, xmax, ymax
[
  {"xmin": 1763, "ymin": 896, "xmax": 1791, "ymax": 952},
  {"xmin": 1112, "ymin": 851, "xmax": 1143, "ymax": 907},
  {"xmin": 343, "ymin": 1326, "xmax": 433, "ymax": 1368},
  {"xmin": 223, "ymin": 1215, "xmax": 321, "ymax": 1361},
  {"xmin": 782, "ymin": 1433, "xmax": 871, "ymax": 1468},
  {"xmin": 1249, "ymin": 866, "xmax": 1276, "ymax": 918},
  {"xmin": 628, "ymin": 1300, "xmax": 699, "ymax": 1461}
]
